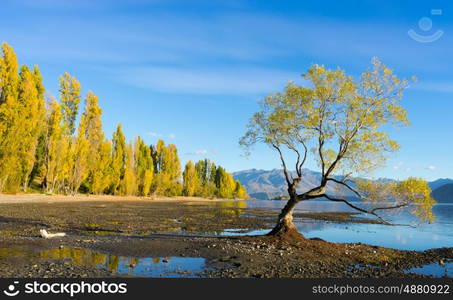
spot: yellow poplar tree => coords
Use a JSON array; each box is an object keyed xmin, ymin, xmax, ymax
[
  {"xmin": 91, "ymin": 140, "xmax": 113, "ymax": 194},
  {"xmin": 43, "ymin": 99, "xmax": 69, "ymax": 193},
  {"xmin": 59, "ymin": 72, "xmax": 81, "ymax": 136},
  {"xmin": 0, "ymin": 42, "xmax": 20, "ymax": 191},
  {"xmin": 0, "ymin": 44, "xmax": 45, "ymax": 192},
  {"xmin": 67, "ymin": 132, "xmax": 89, "ymax": 195},
  {"xmin": 151, "ymin": 140, "xmax": 167, "ymax": 195},
  {"xmin": 28, "ymin": 65, "xmax": 47, "ymax": 185},
  {"xmin": 33, "ymin": 65, "xmax": 45, "ymax": 100},
  {"xmin": 0, "ymin": 42, "xmax": 241, "ymax": 199},
  {"xmin": 111, "ymin": 124, "xmax": 126, "ymax": 195},
  {"xmin": 195, "ymin": 159, "xmax": 217, "ymax": 197},
  {"xmin": 0, "ymin": 42, "xmax": 19, "ymax": 104},
  {"xmin": 215, "ymin": 167, "xmax": 236, "ymax": 199},
  {"xmin": 80, "ymin": 91, "xmax": 106, "ymax": 194},
  {"xmin": 134, "ymin": 137, "xmax": 153, "ymax": 196},
  {"xmin": 234, "ymin": 180, "xmax": 248, "ymax": 199},
  {"xmin": 151, "ymin": 140, "xmax": 182, "ymax": 196},
  {"xmin": 183, "ymin": 160, "xmax": 199, "ymax": 196},
  {"xmin": 17, "ymin": 65, "xmax": 45, "ymax": 190},
  {"xmin": 164, "ymin": 144, "xmax": 182, "ymax": 196},
  {"xmin": 122, "ymin": 143, "xmax": 137, "ymax": 196}
]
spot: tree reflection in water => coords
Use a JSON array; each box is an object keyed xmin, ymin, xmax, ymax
[{"xmin": 38, "ymin": 247, "xmax": 205, "ymax": 277}]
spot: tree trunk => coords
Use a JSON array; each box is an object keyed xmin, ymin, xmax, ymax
[{"xmin": 267, "ymin": 195, "xmax": 304, "ymax": 240}]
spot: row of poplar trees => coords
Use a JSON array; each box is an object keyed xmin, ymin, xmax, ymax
[{"xmin": 0, "ymin": 42, "xmax": 248, "ymax": 199}]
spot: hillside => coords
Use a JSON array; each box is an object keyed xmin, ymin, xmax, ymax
[
  {"xmin": 431, "ymin": 183, "xmax": 453, "ymax": 203},
  {"xmin": 234, "ymin": 169, "xmax": 453, "ymax": 201},
  {"xmin": 429, "ymin": 178, "xmax": 453, "ymax": 191},
  {"xmin": 233, "ymin": 169, "xmax": 360, "ymax": 200}
]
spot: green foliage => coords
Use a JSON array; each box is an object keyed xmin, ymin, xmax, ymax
[
  {"xmin": 182, "ymin": 159, "xmax": 247, "ymax": 199},
  {"xmin": 356, "ymin": 177, "xmax": 435, "ymax": 222},
  {"xmin": 28, "ymin": 65, "xmax": 46, "ymax": 185},
  {"xmin": 241, "ymin": 58, "xmax": 410, "ymax": 176},
  {"xmin": 151, "ymin": 140, "xmax": 182, "ymax": 196},
  {"xmin": 194, "ymin": 159, "xmax": 217, "ymax": 197},
  {"xmin": 394, "ymin": 178, "xmax": 435, "ymax": 222},
  {"xmin": 81, "ymin": 91, "xmax": 106, "ymax": 194},
  {"xmin": 195, "ymin": 159, "xmax": 216, "ymax": 184},
  {"xmin": 135, "ymin": 137, "xmax": 154, "ymax": 196},
  {"xmin": 59, "ymin": 72, "xmax": 81, "ymax": 135},
  {"xmin": 241, "ymin": 58, "xmax": 433, "ymax": 223},
  {"xmin": 110, "ymin": 124, "xmax": 126, "ymax": 195}
]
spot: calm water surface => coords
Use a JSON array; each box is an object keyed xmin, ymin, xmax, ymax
[
  {"xmin": 244, "ymin": 200, "xmax": 453, "ymax": 251},
  {"xmin": 40, "ymin": 247, "xmax": 206, "ymax": 278}
]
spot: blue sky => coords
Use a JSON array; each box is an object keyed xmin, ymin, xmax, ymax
[{"xmin": 1, "ymin": 0, "xmax": 452, "ymax": 181}]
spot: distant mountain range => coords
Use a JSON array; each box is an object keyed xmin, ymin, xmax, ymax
[
  {"xmin": 431, "ymin": 183, "xmax": 453, "ymax": 203},
  {"xmin": 233, "ymin": 169, "xmax": 453, "ymax": 203},
  {"xmin": 233, "ymin": 168, "xmax": 362, "ymax": 201},
  {"xmin": 429, "ymin": 178, "xmax": 453, "ymax": 191}
]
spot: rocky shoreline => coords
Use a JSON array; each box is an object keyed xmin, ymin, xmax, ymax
[
  {"xmin": 0, "ymin": 196, "xmax": 451, "ymax": 278},
  {"xmin": 1, "ymin": 234, "xmax": 451, "ymax": 278}
]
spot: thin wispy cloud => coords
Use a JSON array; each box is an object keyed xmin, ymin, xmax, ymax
[
  {"xmin": 185, "ymin": 149, "xmax": 209, "ymax": 155},
  {"xmin": 426, "ymin": 165, "xmax": 436, "ymax": 171},
  {"xmin": 146, "ymin": 132, "xmax": 176, "ymax": 139},
  {"xmin": 413, "ymin": 81, "xmax": 453, "ymax": 94},
  {"xmin": 117, "ymin": 66, "xmax": 300, "ymax": 95},
  {"xmin": 393, "ymin": 162, "xmax": 404, "ymax": 170},
  {"xmin": 2, "ymin": 0, "xmax": 452, "ymax": 181},
  {"xmin": 3, "ymin": 6, "xmax": 453, "ymax": 95},
  {"xmin": 12, "ymin": 0, "xmax": 164, "ymax": 10},
  {"xmin": 146, "ymin": 132, "xmax": 163, "ymax": 138}
]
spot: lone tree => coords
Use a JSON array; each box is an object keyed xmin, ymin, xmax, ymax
[{"xmin": 240, "ymin": 58, "xmax": 434, "ymax": 239}]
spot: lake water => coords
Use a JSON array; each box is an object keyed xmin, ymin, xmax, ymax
[
  {"xmin": 242, "ymin": 200, "xmax": 453, "ymax": 251},
  {"xmin": 39, "ymin": 247, "xmax": 206, "ymax": 278},
  {"xmin": 404, "ymin": 262, "xmax": 453, "ymax": 277}
]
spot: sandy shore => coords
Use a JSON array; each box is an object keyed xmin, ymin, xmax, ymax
[{"xmin": 0, "ymin": 193, "xmax": 243, "ymax": 204}]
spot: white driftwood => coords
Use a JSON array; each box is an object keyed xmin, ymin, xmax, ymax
[{"xmin": 40, "ymin": 229, "xmax": 66, "ymax": 239}]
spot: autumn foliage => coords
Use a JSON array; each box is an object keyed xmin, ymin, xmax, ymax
[{"xmin": 0, "ymin": 42, "xmax": 247, "ymax": 199}]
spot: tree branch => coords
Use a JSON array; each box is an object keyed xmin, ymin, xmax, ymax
[
  {"xmin": 326, "ymin": 177, "xmax": 362, "ymax": 199},
  {"xmin": 318, "ymin": 134, "xmax": 325, "ymax": 176},
  {"xmin": 293, "ymin": 132, "xmax": 309, "ymax": 176},
  {"xmin": 285, "ymin": 142, "xmax": 302, "ymax": 178},
  {"xmin": 272, "ymin": 143, "xmax": 292, "ymax": 187},
  {"xmin": 299, "ymin": 141, "xmax": 308, "ymax": 176},
  {"xmin": 323, "ymin": 194, "xmax": 394, "ymax": 225},
  {"xmin": 370, "ymin": 202, "xmax": 409, "ymax": 214}
]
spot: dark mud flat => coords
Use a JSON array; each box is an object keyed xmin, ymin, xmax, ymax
[{"xmin": 0, "ymin": 198, "xmax": 451, "ymax": 278}]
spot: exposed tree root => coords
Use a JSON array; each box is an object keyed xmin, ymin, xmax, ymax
[{"xmin": 266, "ymin": 221, "xmax": 306, "ymax": 243}]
